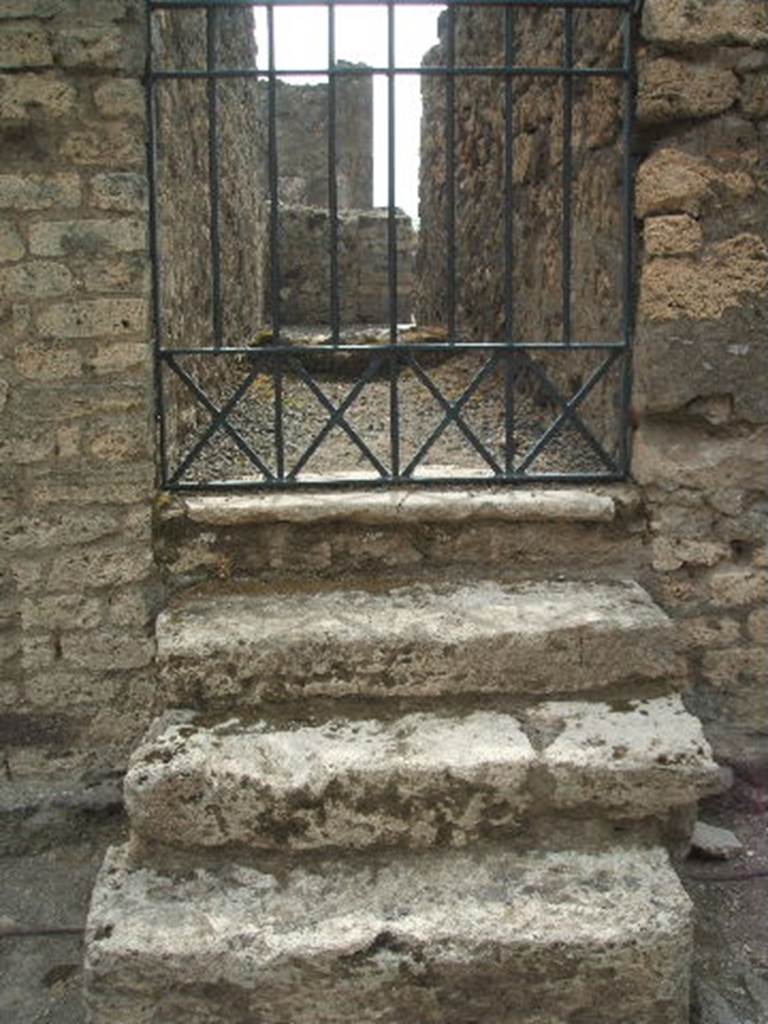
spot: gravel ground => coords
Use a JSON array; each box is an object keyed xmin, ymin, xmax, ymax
[
  {"xmin": 1, "ymin": 774, "xmax": 765, "ymax": 1024},
  {"xmin": 164, "ymin": 326, "xmax": 619, "ymax": 485}
]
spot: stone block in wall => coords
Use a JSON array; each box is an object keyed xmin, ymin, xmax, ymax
[
  {"xmin": 0, "ymin": 71, "xmax": 76, "ymax": 120},
  {"xmin": 28, "ymin": 216, "xmax": 146, "ymax": 257},
  {"xmin": 632, "ymin": 422, "xmax": 768, "ymax": 492},
  {"xmin": 642, "ymin": 0, "xmax": 768, "ymax": 49},
  {"xmin": 0, "ymin": 173, "xmax": 80, "ymax": 209},
  {"xmin": 0, "ymin": 222, "xmax": 25, "ymax": 262},
  {"xmin": 638, "ymin": 58, "xmax": 739, "ymax": 124},
  {"xmin": 0, "ymin": 20, "xmax": 52, "ymax": 68}
]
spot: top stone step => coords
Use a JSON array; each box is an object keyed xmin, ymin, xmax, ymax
[{"xmin": 157, "ymin": 579, "xmax": 683, "ymax": 707}]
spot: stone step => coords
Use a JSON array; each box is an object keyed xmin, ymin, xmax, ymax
[
  {"xmin": 157, "ymin": 578, "xmax": 682, "ymax": 707},
  {"xmin": 85, "ymin": 842, "xmax": 692, "ymax": 1024},
  {"xmin": 125, "ymin": 697, "xmax": 718, "ymax": 852}
]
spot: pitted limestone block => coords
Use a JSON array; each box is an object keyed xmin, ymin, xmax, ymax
[
  {"xmin": 530, "ymin": 695, "xmax": 721, "ymax": 817},
  {"xmin": 156, "ymin": 580, "xmax": 683, "ymax": 706},
  {"xmin": 85, "ymin": 843, "xmax": 692, "ymax": 1024},
  {"xmin": 178, "ymin": 487, "xmax": 616, "ymax": 526},
  {"xmin": 125, "ymin": 712, "xmax": 535, "ymax": 850},
  {"xmin": 642, "ymin": 0, "xmax": 768, "ymax": 48}
]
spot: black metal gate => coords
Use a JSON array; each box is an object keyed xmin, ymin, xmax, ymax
[{"xmin": 146, "ymin": 0, "xmax": 638, "ymax": 491}]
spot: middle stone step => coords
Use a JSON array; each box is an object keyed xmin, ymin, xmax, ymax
[{"xmin": 125, "ymin": 697, "xmax": 718, "ymax": 852}]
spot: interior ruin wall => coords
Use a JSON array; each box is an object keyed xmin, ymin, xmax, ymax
[{"xmin": 417, "ymin": 6, "xmax": 627, "ymax": 456}]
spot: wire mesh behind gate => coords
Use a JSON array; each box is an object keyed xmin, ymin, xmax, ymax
[{"xmin": 146, "ymin": 0, "xmax": 638, "ymax": 491}]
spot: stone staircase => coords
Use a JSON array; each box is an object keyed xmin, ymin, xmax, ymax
[{"xmin": 84, "ymin": 488, "xmax": 720, "ymax": 1023}]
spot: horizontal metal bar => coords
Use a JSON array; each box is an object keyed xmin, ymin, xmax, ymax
[
  {"xmin": 167, "ymin": 471, "xmax": 627, "ymax": 492},
  {"xmin": 159, "ymin": 341, "xmax": 630, "ymax": 355},
  {"xmin": 152, "ymin": 0, "xmax": 633, "ymax": 10},
  {"xmin": 151, "ymin": 64, "xmax": 628, "ymax": 80}
]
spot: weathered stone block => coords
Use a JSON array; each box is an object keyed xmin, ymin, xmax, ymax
[
  {"xmin": 638, "ymin": 58, "xmax": 738, "ymax": 124},
  {"xmin": 632, "ymin": 423, "xmax": 768, "ymax": 492},
  {"xmin": 92, "ymin": 79, "xmax": 144, "ymax": 120},
  {"xmin": 77, "ymin": 255, "xmax": 148, "ymax": 293},
  {"xmin": 644, "ymin": 215, "xmax": 702, "ymax": 258},
  {"xmin": 635, "ymin": 149, "xmax": 754, "ymax": 219},
  {"xmin": 1, "ymin": 260, "xmax": 73, "ymax": 298},
  {"xmin": 59, "ymin": 124, "xmax": 144, "ymax": 167},
  {"xmin": 36, "ymin": 297, "xmax": 147, "ymax": 337},
  {"xmin": 0, "ymin": 71, "xmax": 76, "ymax": 120},
  {"xmin": 702, "ymin": 646, "xmax": 767, "ymax": 691},
  {"xmin": 747, "ymin": 606, "xmax": 768, "ymax": 643},
  {"xmin": 14, "ymin": 340, "xmax": 80, "ymax": 380},
  {"xmin": 61, "ymin": 629, "xmax": 153, "ymax": 671},
  {"xmin": 709, "ymin": 566, "xmax": 768, "ymax": 606},
  {"xmin": 157, "ymin": 580, "xmax": 682, "ymax": 707},
  {"xmin": 639, "ymin": 235, "xmax": 768, "ymax": 323},
  {"xmin": 88, "ymin": 425, "xmax": 150, "ymax": 463},
  {"xmin": 89, "ymin": 172, "xmax": 147, "ymax": 212},
  {"xmin": 85, "ymin": 844, "xmax": 693, "ymax": 1024},
  {"xmin": 85, "ymin": 342, "xmax": 148, "ymax": 376},
  {"xmin": 681, "ymin": 616, "xmax": 742, "ymax": 650},
  {"xmin": 20, "ymin": 593, "xmax": 103, "ymax": 631},
  {"xmin": 29, "ymin": 217, "xmax": 145, "ymax": 257},
  {"xmin": 741, "ymin": 69, "xmax": 768, "ymax": 120},
  {"xmin": 48, "ymin": 544, "xmax": 153, "ymax": 592},
  {"xmin": 126, "ymin": 711, "xmax": 536, "ymax": 851},
  {"xmin": 52, "ymin": 27, "xmax": 136, "ymax": 72},
  {"xmin": 650, "ymin": 537, "xmax": 729, "ymax": 573},
  {"xmin": 0, "ymin": 22, "xmax": 52, "ymax": 69},
  {"xmin": 0, "ymin": 221, "xmax": 24, "ymax": 262},
  {"xmin": 642, "ymin": 0, "xmax": 768, "ymax": 48},
  {"xmin": 3, "ymin": 506, "xmax": 122, "ymax": 552},
  {"xmin": 24, "ymin": 668, "xmax": 119, "ymax": 710},
  {"xmin": 0, "ymin": 173, "xmax": 80, "ymax": 209}
]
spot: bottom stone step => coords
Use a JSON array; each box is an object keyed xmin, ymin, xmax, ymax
[{"xmin": 85, "ymin": 844, "xmax": 691, "ymax": 1024}]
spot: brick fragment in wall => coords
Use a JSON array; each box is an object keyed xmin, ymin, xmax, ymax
[
  {"xmin": 0, "ymin": 22, "xmax": 52, "ymax": 69},
  {"xmin": 638, "ymin": 58, "xmax": 739, "ymax": 124},
  {"xmin": 642, "ymin": 0, "xmax": 768, "ymax": 49},
  {"xmin": 0, "ymin": 72, "xmax": 76, "ymax": 120}
]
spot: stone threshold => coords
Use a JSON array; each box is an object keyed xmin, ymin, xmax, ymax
[{"xmin": 162, "ymin": 479, "xmax": 636, "ymax": 527}]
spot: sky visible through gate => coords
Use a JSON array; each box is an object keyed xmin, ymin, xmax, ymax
[{"xmin": 253, "ymin": 4, "xmax": 444, "ymax": 223}]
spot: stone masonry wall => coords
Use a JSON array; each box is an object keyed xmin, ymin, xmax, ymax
[
  {"xmin": 0, "ymin": 0, "xmax": 156, "ymax": 777},
  {"xmin": 632, "ymin": 0, "xmax": 768, "ymax": 779},
  {"xmin": 268, "ymin": 206, "xmax": 415, "ymax": 324}
]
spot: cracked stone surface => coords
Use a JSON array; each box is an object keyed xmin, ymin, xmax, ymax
[
  {"xmin": 85, "ymin": 843, "xmax": 692, "ymax": 1024},
  {"xmin": 124, "ymin": 696, "xmax": 719, "ymax": 852},
  {"xmin": 157, "ymin": 579, "xmax": 683, "ymax": 706}
]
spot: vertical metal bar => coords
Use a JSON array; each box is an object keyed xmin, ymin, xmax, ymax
[
  {"xmin": 503, "ymin": 2, "xmax": 515, "ymax": 475},
  {"xmin": 145, "ymin": 0, "xmax": 169, "ymax": 487},
  {"xmin": 387, "ymin": 0, "xmax": 397, "ymax": 343},
  {"xmin": 389, "ymin": 350, "xmax": 400, "ymax": 479},
  {"xmin": 206, "ymin": 6, "xmax": 223, "ymax": 347},
  {"xmin": 327, "ymin": 1, "xmax": 341, "ymax": 342},
  {"xmin": 445, "ymin": 2, "xmax": 456, "ymax": 341},
  {"xmin": 273, "ymin": 355, "xmax": 284, "ymax": 480},
  {"xmin": 267, "ymin": 3, "xmax": 282, "ymax": 343},
  {"xmin": 618, "ymin": 5, "xmax": 636, "ymax": 475},
  {"xmin": 561, "ymin": 4, "xmax": 574, "ymax": 345}
]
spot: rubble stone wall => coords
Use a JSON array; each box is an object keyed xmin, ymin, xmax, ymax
[
  {"xmin": 417, "ymin": 7, "xmax": 627, "ymax": 454},
  {"xmin": 265, "ymin": 66, "xmax": 373, "ymax": 210},
  {"xmin": 632, "ymin": 0, "xmax": 768, "ymax": 778},
  {"xmin": 268, "ymin": 206, "xmax": 415, "ymax": 324},
  {"xmin": 0, "ymin": 0, "xmax": 156, "ymax": 776}
]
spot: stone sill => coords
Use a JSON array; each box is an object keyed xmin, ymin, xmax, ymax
[{"xmin": 161, "ymin": 482, "xmax": 639, "ymax": 528}]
